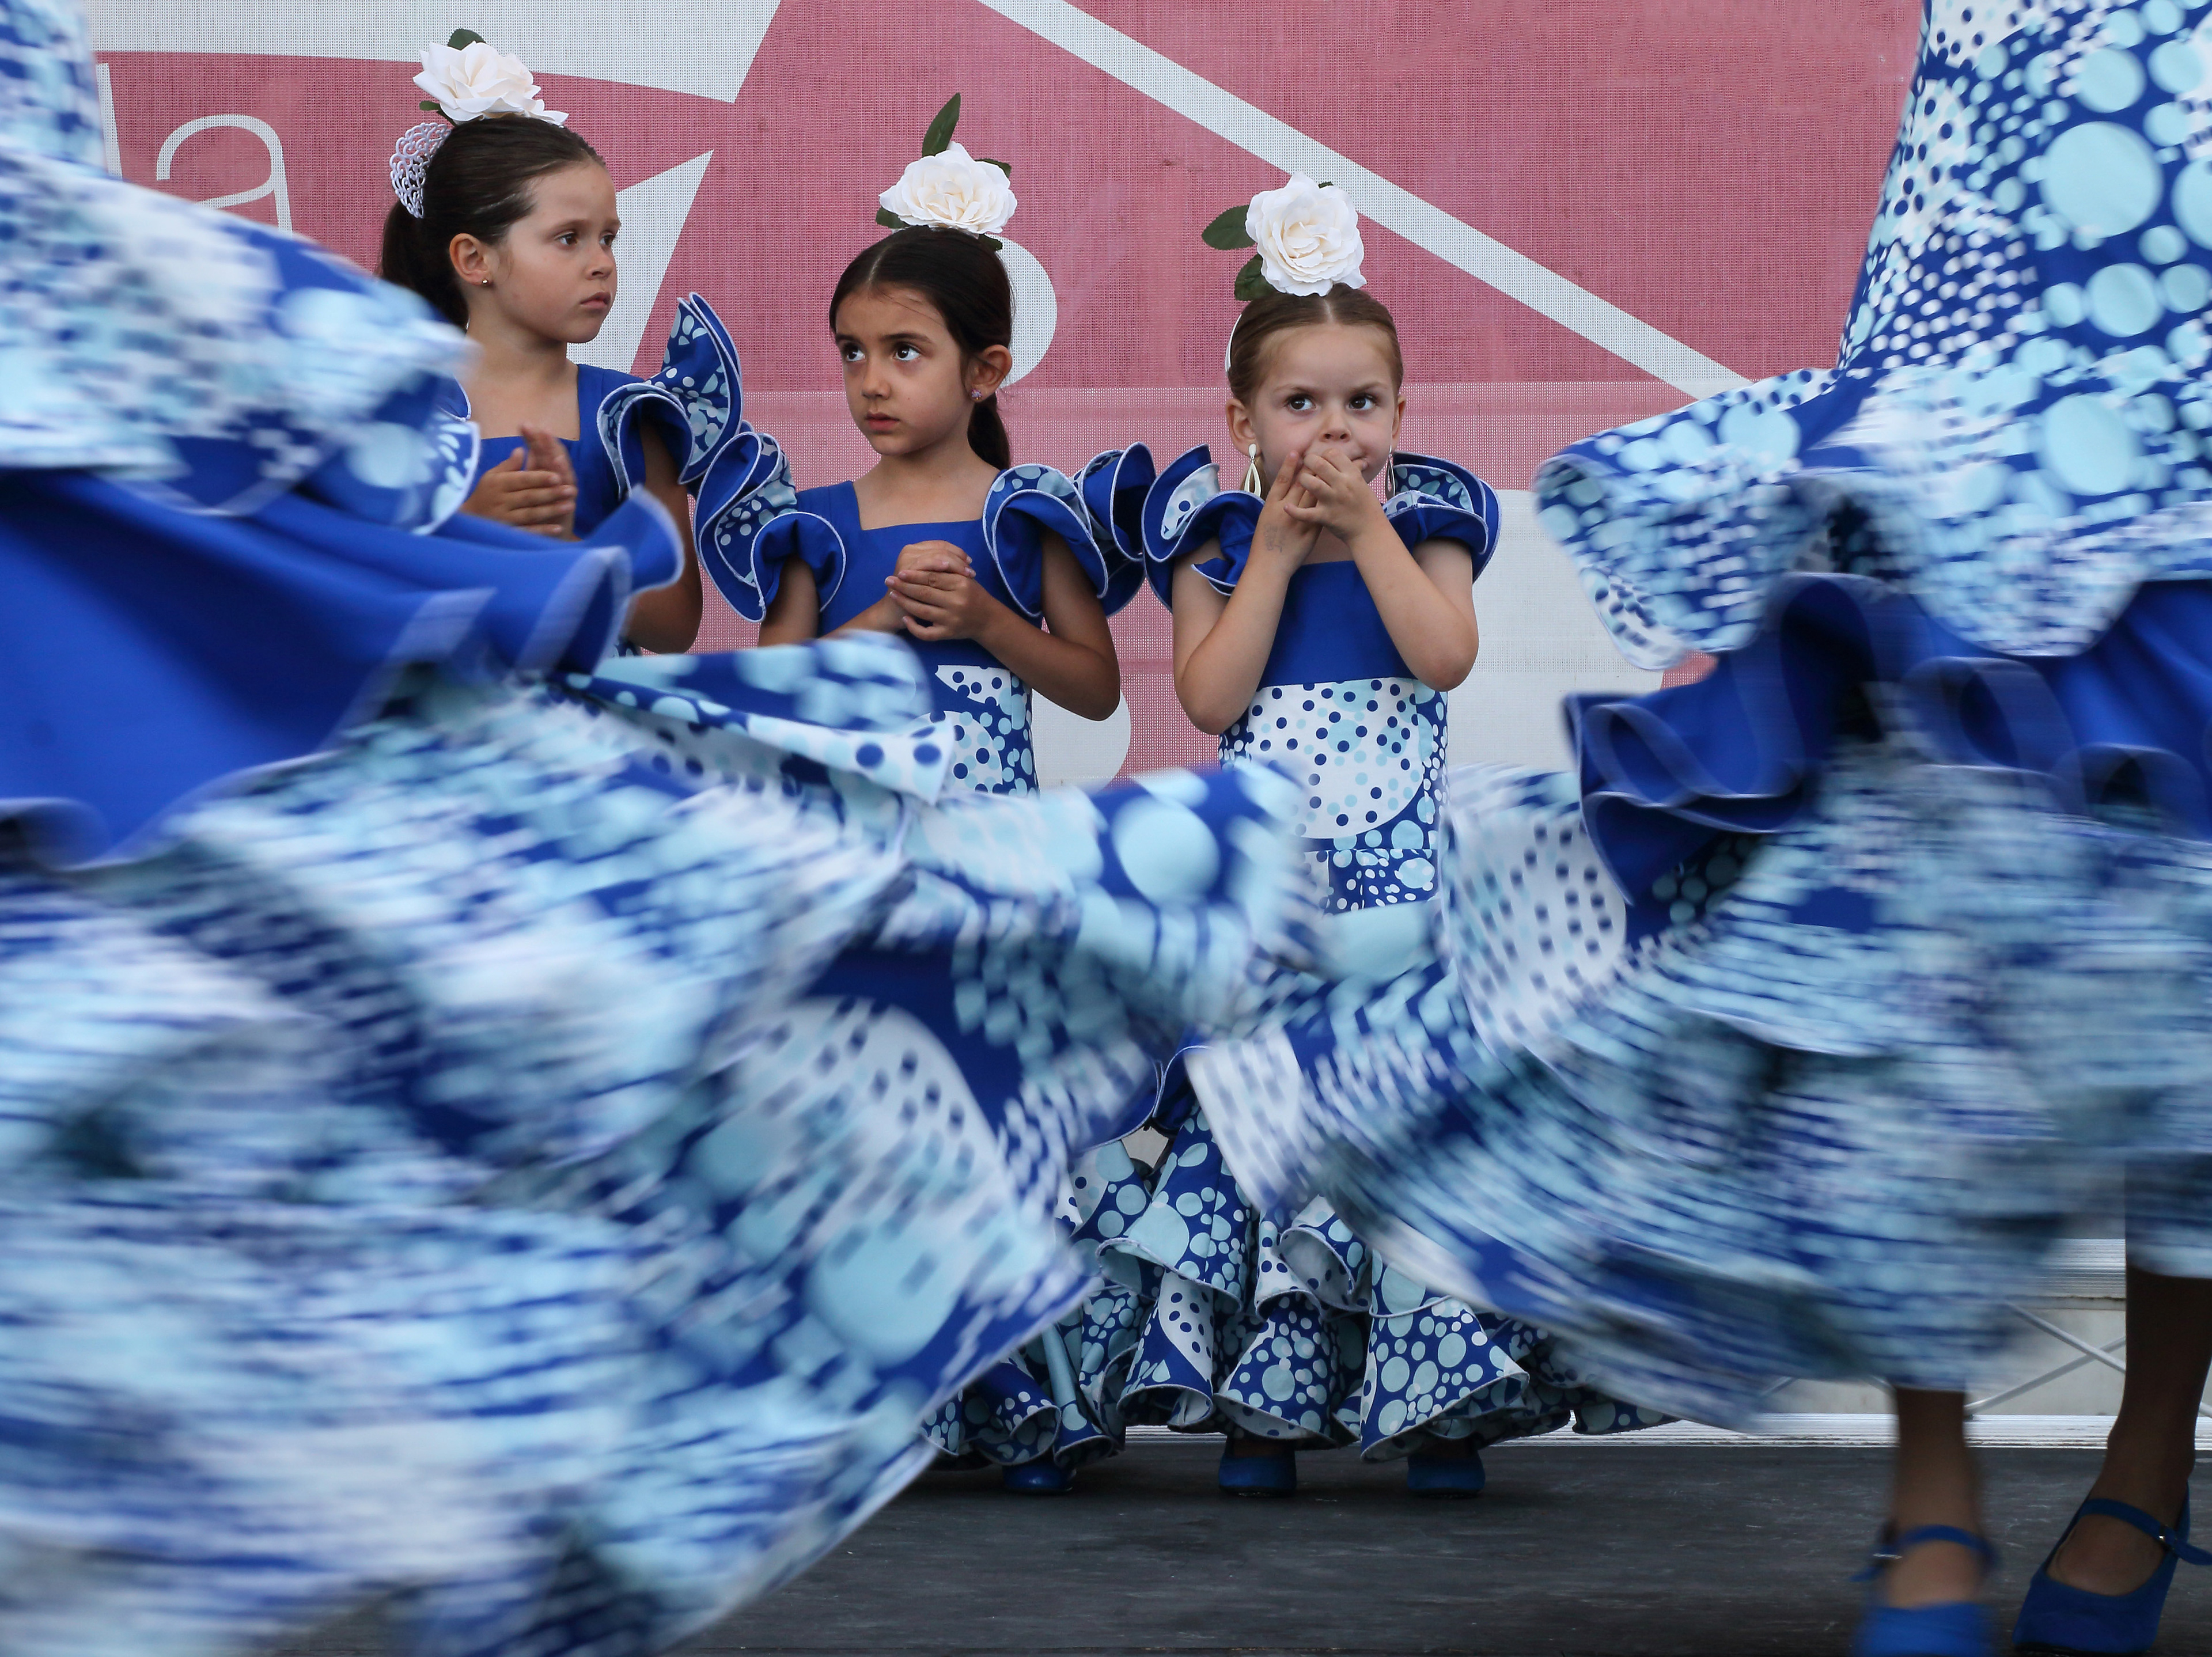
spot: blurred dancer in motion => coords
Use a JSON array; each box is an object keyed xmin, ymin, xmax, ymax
[
  {"xmin": 714, "ymin": 100, "xmax": 1158, "ymax": 1494},
  {"xmin": 381, "ymin": 32, "xmax": 702, "ymax": 650},
  {"xmin": 0, "ymin": 10, "xmax": 1296, "ymax": 1657},
  {"xmin": 1180, "ymin": 5, "xmax": 2212, "ymax": 1654}
]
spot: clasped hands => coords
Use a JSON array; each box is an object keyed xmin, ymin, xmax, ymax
[
  {"xmin": 464, "ymin": 425, "xmax": 578, "ymax": 539},
  {"xmin": 1251, "ymin": 441, "xmax": 1391, "ymax": 568},
  {"xmin": 884, "ymin": 539, "xmax": 998, "ymax": 642}
]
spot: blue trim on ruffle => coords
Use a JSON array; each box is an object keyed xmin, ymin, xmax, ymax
[
  {"xmin": 0, "ymin": 471, "xmax": 681, "ymax": 866},
  {"xmin": 1568, "ymin": 572, "xmax": 2212, "ymax": 925},
  {"xmin": 1073, "ymin": 443, "xmax": 1156, "ymax": 616},
  {"xmin": 736, "ymin": 509, "xmax": 847, "ymax": 623},
  {"xmin": 596, "ymin": 294, "xmax": 743, "ymax": 494},
  {"xmin": 982, "ymin": 464, "xmax": 1120, "ymax": 619}
]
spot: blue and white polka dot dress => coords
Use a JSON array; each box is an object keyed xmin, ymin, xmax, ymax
[
  {"xmin": 715, "ymin": 464, "xmax": 1141, "ymax": 799},
  {"xmin": 1074, "ymin": 447, "xmax": 1659, "ymax": 1455}
]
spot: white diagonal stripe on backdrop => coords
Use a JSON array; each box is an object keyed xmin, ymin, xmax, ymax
[
  {"xmin": 82, "ymin": 0, "xmax": 782, "ymax": 104},
  {"xmin": 976, "ymin": 0, "xmax": 1747, "ymax": 399}
]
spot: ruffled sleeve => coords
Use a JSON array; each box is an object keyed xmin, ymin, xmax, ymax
[
  {"xmin": 714, "ymin": 502, "xmax": 848, "ymax": 623},
  {"xmin": 980, "ymin": 462, "xmax": 1130, "ymax": 619},
  {"xmin": 1072, "ymin": 445, "xmax": 1156, "ymax": 615},
  {"xmin": 589, "ymin": 292, "xmax": 809, "ymax": 623},
  {"xmin": 1385, "ymin": 453, "xmax": 1502, "ymax": 576},
  {"xmin": 1138, "ymin": 445, "xmax": 1262, "ymax": 603},
  {"xmin": 1137, "ymin": 445, "xmax": 1499, "ymax": 603},
  {"xmin": 593, "ymin": 293, "xmax": 745, "ymax": 492}
]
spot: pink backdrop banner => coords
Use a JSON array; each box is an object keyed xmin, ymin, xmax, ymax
[{"xmin": 95, "ymin": 1, "xmax": 1920, "ymax": 770}]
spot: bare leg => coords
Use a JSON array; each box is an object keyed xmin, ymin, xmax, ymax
[
  {"xmin": 1884, "ymin": 1388, "xmax": 1988, "ymax": 1608},
  {"xmin": 2047, "ymin": 1264, "xmax": 2212, "ymax": 1594}
]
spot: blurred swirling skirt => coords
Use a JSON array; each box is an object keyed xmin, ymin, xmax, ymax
[{"xmin": 0, "ymin": 634, "xmax": 1297, "ymax": 1657}]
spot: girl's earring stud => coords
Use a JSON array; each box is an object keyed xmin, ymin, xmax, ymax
[{"xmin": 972, "ymin": 389, "xmax": 985, "ymax": 401}]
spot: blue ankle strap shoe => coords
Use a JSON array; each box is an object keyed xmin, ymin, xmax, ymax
[
  {"xmin": 1853, "ymin": 1524, "xmax": 1998, "ymax": 1657},
  {"xmin": 1217, "ymin": 1445, "xmax": 1296, "ymax": 1497},
  {"xmin": 2013, "ymin": 1496, "xmax": 2210, "ymax": 1655},
  {"xmin": 1405, "ymin": 1449, "xmax": 1487, "ymax": 1498},
  {"xmin": 1001, "ymin": 1459, "xmax": 1074, "ymax": 1494}
]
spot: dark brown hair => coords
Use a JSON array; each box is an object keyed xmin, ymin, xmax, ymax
[
  {"xmin": 380, "ymin": 116, "xmax": 605, "ymax": 328},
  {"xmin": 1226, "ymin": 285, "xmax": 1405, "ymax": 405},
  {"xmin": 830, "ymin": 226, "xmax": 1014, "ymax": 469}
]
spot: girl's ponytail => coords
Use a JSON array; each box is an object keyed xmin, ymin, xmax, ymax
[
  {"xmin": 380, "ymin": 199, "xmax": 462, "ymax": 327},
  {"xmin": 378, "ymin": 116, "xmax": 604, "ymax": 330},
  {"xmin": 968, "ymin": 392, "xmax": 1012, "ymax": 469},
  {"xmin": 831, "ymin": 225, "xmax": 1017, "ymax": 468}
]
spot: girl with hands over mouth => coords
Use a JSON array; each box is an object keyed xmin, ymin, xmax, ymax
[
  {"xmin": 1102, "ymin": 202, "xmax": 1650, "ymax": 1509},
  {"xmin": 1170, "ymin": 304, "xmax": 1480, "ymax": 738},
  {"xmin": 749, "ymin": 222, "xmax": 1132, "ymax": 793}
]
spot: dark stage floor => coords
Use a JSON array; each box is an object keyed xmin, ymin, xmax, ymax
[{"xmin": 698, "ymin": 1439, "xmax": 2212, "ymax": 1657}]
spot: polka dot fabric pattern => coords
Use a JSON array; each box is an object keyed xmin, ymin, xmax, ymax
[
  {"xmin": 0, "ymin": 631, "xmax": 1304, "ymax": 1657},
  {"xmin": 1107, "ymin": 438, "xmax": 1640, "ymax": 1453},
  {"xmin": 0, "ymin": 118, "xmax": 465, "ymax": 507},
  {"xmin": 1226, "ymin": 678, "xmax": 1446, "ymax": 911},
  {"xmin": 0, "ymin": 0, "xmax": 97, "ymax": 165},
  {"xmin": 1537, "ymin": 0, "xmax": 2212, "ymax": 669},
  {"xmin": 936, "ymin": 662, "xmax": 1035, "ymax": 795},
  {"xmin": 923, "ymin": 1140, "xmax": 1155, "ymax": 1469}
]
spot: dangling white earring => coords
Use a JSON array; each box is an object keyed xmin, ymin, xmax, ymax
[
  {"xmin": 1241, "ymin": 443, "xmax": 1262, "ymax": 494},
  {"xmin": 1382, "ymin": 449, "xmax": 1397, "ymax": 496}
]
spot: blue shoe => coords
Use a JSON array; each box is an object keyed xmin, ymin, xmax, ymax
[
  {"xmin": 1001, "ymin": 1459, "xmax": 1074, "ymax": 1494},
  {"xmin": 1217, "ymin": 1444, "xmax": 1296, "ymax": 1497},
  {"xmin": 1406, "ymin": 1449, "xmax": 1487, "ymax": 1498},
  {"xmin": 1853, "ymin": 1525, "xmax": 1998, "ymax": 1657},
  {"xmin": 2013, "ymin": 1496, "xmax": 2210, "ymax": 1655}
]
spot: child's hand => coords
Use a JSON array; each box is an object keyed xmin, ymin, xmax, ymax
[
  {"xmin": 461, "ymin": 438, "xmax": 576, "ymax": 536},
  {"xmin": 893, "ymin": 539, "xmax": 974, "ymax": 579},
  {"xmin": 520, "ymin": 424, "xmax": 579, "ymax": 540},
  {"xmin": 1249, "ymin": 445, "xmax": 1321, "ymax": 571},
  {"xmin": 1285, "ymin": 443, "xmax": 1389, "ymax": 543},
  {"xmin": 887, "ymin": 563, "xmax": 999, "ymax": 642}
]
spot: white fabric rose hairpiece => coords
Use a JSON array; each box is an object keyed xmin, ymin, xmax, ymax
[
  {"xmin": 389, "ymin": 29, "xmax": 569, "ymax": 219},
  {"xmin": 1204, "ymin": 173, "xmax": 1367, "ymax": 300},
  {"xmin": 875, "ymin": 94, "xmax": 1016, "ymax": 250}
]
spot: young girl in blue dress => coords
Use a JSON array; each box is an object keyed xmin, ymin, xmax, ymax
[
  {"xmin": 379, "ymin": 44, "xmax": 710, "ymax": 653},
  {"xmin": 721, "ymin": 115, "xmax": 1157, "ymax": 1491},
  {"xmin": 1107, "ymin": 177, "xmax": 1659, "ymax": 1496},
  {"xmin": 747, "ymin": 233, "xmax": 1120, "ymax": 787}
]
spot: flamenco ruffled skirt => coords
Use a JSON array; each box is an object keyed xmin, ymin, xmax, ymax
[
  {"xmin": 1105, "ymin": 1082, "xmax": 1662, "ymax": 1456},
  {"xmin": 1192, "ymin": 571, "xmax": 2212, "ymax": 1425},
  {"xmin": 0, "ymin": 475, "xmax": 1298, "ymax": 1657}
]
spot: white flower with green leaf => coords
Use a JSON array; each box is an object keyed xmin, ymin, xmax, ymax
[
  {"xmin": 874, "ymin": 95, "xmax": 1016, "ymax": 249},
  {"xmin": 412, "ymin": 31, "xmax": 567, "ymax": 126},
  {"xmin": 1203, "ymin": 173, "xmax": 1365, "ymax": 299}
]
